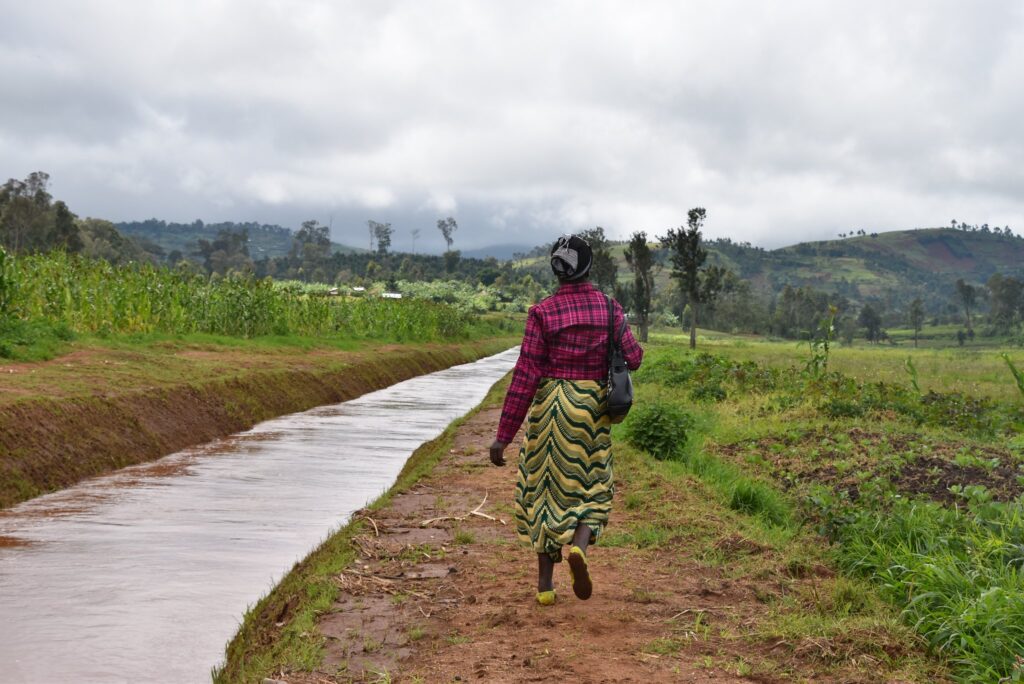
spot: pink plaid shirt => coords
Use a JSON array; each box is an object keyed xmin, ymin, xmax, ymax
[{"xmin": 496, "ymin": 280, "xmax": 644, "ymax": 443}]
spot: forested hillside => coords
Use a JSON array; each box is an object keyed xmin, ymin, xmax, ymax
[{"xmin": 116, "ymin": 219, "xmax": 363, "ymax": 262}]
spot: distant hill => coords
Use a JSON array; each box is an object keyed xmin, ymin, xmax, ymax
[
  {"xmin": 730, "ymin": 227, "xmax": 1024, "ymax": 300},
  {"xmin": 460, "ymin": 243, "xmax": 536, "ymax": 260},
  {"xmin": 521, "ymin": 227, "xmax": 1024, "ymax": 311},
  {"xmin": 116, "ymin": 219, "xmax": 363, "ymax": 260}
]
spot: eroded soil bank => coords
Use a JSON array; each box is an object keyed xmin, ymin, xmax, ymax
[
  {"xmin": 219, "ymin": 383, "xmax": 948, "ymax": 683},
  {"xmin": 0, "ymin": 338, "xmax": 516, "ymax": 509}
]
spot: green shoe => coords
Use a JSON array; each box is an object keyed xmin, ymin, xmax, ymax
[
  {"xmin": 536, "ymin": 589, "xmax": 557, "ymax": 606},
  {"xmin": 567, "ymin": 546, "xmax": 593, "ymax": 600}
]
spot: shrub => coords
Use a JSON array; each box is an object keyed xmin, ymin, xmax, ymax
[
  {"xmin": 623, "ymin": 401, "xmax": 694, "ymax": 461},
  {"xmin": 728, "ymin": 479, "xmax": 790, "ymax": 525},
  {"xmin": 690, "ymin": 383, "xmax": 727, "ymax": 403}
]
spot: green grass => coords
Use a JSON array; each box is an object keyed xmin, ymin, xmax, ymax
[
  {"xmin": 608, "ymin": 430, "xmax": 944, "ymax": 680},
  {"xmin": 629, "ymin": 332, "xmax": 1024, "ymax": 681},
  {"xmin": 453, "ymin": 528, "xmax": 476, "ymax": 545},
  {"xmin": 0, "ymin": 317, "xmax": 75, "ymax": 361},
  {"xmin": 645, "ymin": 329, "xmax": 1024, "ymax": 401}
]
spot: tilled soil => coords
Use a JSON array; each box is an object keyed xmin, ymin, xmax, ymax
[
  {"xmin": 714, "ymin": 427, "xmax": 1024, "ymax": 505},
  {"xmin": 277, "ymin": 409, "xmax": 938, "ymax": 684}
]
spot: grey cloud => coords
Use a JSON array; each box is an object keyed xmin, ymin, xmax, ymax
[{"xmin": 2, "ymin": 1, "xmax": 1023, "ymax": 250}]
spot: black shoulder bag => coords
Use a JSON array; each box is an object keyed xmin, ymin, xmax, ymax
[{"xmin": 605, "ymin": 294, "xmax": 633, "ymax": 423}]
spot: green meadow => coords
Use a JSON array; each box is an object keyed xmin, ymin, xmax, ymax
[{"xmin": 620, "ymin": 330, "xmax": 1024, "ymax": 682}]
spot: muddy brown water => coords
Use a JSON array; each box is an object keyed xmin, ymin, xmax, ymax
[{"xmin": 0, "ymin": 348, "xmax": 518, "ymax": 683}]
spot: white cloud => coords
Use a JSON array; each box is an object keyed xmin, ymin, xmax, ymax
[{"xmin": 1, "ymin": 0, "xmax": 1023, "ymax": 249}]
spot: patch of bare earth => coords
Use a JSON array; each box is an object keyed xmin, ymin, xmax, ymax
[
  {"xmin": 277, "ymin": 409, "xmax": 930, "ymax": 683},
  {"xmin": 714, "ymin": 427, "xmax": 1023, "ymax": 505}
]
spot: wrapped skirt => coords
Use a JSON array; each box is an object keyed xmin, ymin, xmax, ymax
[{"xmin": 513, "ymin": 378, "xmax": 613, "ymax": 560}]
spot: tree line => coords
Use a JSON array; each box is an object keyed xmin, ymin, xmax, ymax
[{"xmin": 5, "ymin": 170, "xmax": 1022, "ymax": 347}]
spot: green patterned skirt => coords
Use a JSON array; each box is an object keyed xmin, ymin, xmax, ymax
[{"xmin": 514, "ymin": 378, "xmax": 613, "ymax": 560}]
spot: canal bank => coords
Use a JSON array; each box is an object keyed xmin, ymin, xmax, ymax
[
  {"xmin": 0, "ymin": 349, "xmax": 520, "ymax": 682},
  {"xmin": 0, "ymin": 337, "xmax": 517, "ymax": 509}
]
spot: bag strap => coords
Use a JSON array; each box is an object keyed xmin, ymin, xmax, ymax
[{"xmin": 606, "ymin": 294, "xmax": 615, "ymax": 365}]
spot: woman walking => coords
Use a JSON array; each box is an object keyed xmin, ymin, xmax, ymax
[{"xmin": 489, "ymin": 235, "xmax": 643, "ymax": 605}]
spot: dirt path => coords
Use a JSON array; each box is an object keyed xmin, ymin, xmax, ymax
[{"xmin": 272, "ymin": 405, "xmax": 939, "ymax": 683}]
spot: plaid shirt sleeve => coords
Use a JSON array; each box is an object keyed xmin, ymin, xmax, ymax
[
  {"xmin": 616, "ymin": 301, "xmax": 644, "ymax": 370},
  {"xmin": 496, "ymin": 306, "xmax": 547, "ymax": 443}
]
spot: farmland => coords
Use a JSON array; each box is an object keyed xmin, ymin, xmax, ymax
[
  {"xmin": 0, "ymin": 250, "xmax": 516, "ymax": 362},
  {"xmin": 622, "ymin": 333, "xmax": 1024, "ymax": 681}
]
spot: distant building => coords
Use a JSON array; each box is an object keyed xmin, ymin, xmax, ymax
[{"xmin": 382, "ymin": 292, "xmax": 403, "ymax": 299}]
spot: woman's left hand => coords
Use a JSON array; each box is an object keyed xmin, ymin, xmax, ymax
[{"xmin": 489, "ymin": 440, "xmax": 508, "ymax": 466}]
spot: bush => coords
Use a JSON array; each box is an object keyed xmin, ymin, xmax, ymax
[
  {"xmin": 623, "ymin": 401, "xmax": 694, "ymax": 461},
  {"xmin": 690, "ymin": 383, "xmax": 727, "ymax": 403},
  {"xmin": 728, "ymin": 479, "xmax": 790, "ymax": 525}
]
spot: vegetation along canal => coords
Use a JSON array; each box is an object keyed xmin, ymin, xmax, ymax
[{"xmin": 0, "ymin": 348, "xmax": 518, "ymax": 683}]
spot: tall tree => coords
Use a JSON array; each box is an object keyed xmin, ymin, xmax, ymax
[
  {"xmin": 987, "ymin": 273, "xmax": 1023, "ymax": 332},
  {"xmin": 437, "ymin": 216, "xmax": 458, "ymax": 251},
  {"xmin": 623, "ymin": 231, "xmax": 655, "ymax": 342},
  {"xmin": 290, "ymin": 220, "xmax": 331, "ymax": 279},
  {"xmin": 909, "ymin": 297, "xmax": 924, "ymax": 348},
  {"xmin": 0, "ymin": 172, "xmax": 53, "ymax": 253},
  {"xmin": 578, "ymin": 226, "xmax": 617, "ymax": 294},
  {"xmin": 660, "ymin": 207, "xmax": 722, "ymax": 349},
  {"xmin": 371, "ymin": 221, "xmax": 393, "ymax": 255},
  {"xmin": 51, "ymin": 200, "xmax": 83, "ymax": 253},
  {"xmin": 955, "ymin": 278, "xmax": 976, "ymax": 332},
  {"xmin": 292, "ymin": 220, "xmax": 330, "ymax": 260},
  {"xmin": 411, "ymin": 228, "xmax": 421, "ymax": 254},
  {"xmin": 195, "ymin": 227, "xmax": 252, "ymax": 274},
  {"xmin": 858, "ymin": 304, "xmax": 883, "ymax": 343}
]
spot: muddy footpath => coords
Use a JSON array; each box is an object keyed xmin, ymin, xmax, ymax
[{"xmin": 245, "ymin": 403, "xmax": 941, "ymax": 683}]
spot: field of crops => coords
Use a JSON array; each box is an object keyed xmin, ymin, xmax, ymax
[
  {"xmin": 620, "ymin": 335, "xmax": 1024, "ymax": 681},
  {"xmin": 0, "ymin": 250, "xmax": 512, "ymax": 359}
]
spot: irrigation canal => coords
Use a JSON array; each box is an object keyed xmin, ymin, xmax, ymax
[{"xmin": 0, "ymin": 348, "xmax": 519, "ymax": 683}]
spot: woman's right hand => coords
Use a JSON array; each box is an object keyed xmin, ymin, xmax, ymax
[{"xmin": 489, "ymin": 440, "xmax": 508, "ymax": 466}]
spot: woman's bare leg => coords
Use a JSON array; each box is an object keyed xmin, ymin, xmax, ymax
[
  {"xmin": 572, "ymin": 524, "xmax": 595, "ymax": 553},
  {"xmin": 537, "ymin": 553, "xmax": 555, "ymax": 592}
]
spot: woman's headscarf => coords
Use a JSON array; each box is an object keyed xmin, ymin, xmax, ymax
[{"xmin": 550, "ymin": 234, "xmax": 593, "ymax": 282}]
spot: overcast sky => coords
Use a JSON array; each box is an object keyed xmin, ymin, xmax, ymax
[{"xmin": 2, "ymin": 1, "xmax": 1022, "ymax": 252}]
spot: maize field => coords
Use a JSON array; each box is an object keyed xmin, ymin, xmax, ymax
[{"xmin": 0, "ymin": 250, "xmax": 475, "ymax": 342}]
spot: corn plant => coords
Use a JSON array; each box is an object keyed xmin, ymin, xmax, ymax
[
  {"xmin": 1004, "ymin": 354, "xmax": 1024, "ymax": 400},
  {"xmin": 904, "ymin": 356, "xmax": 921, "ymax": 395},
  {"xmin": 3, "ymin": 252, "xmax": 481, "ymax": 342},
  {"xmin": 0, "ymin": 246, "xmax": 14, "ymax": 318},
  {"xmin": 802, "ymin": 305, "xmax": 837, "ymax": 380}
]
